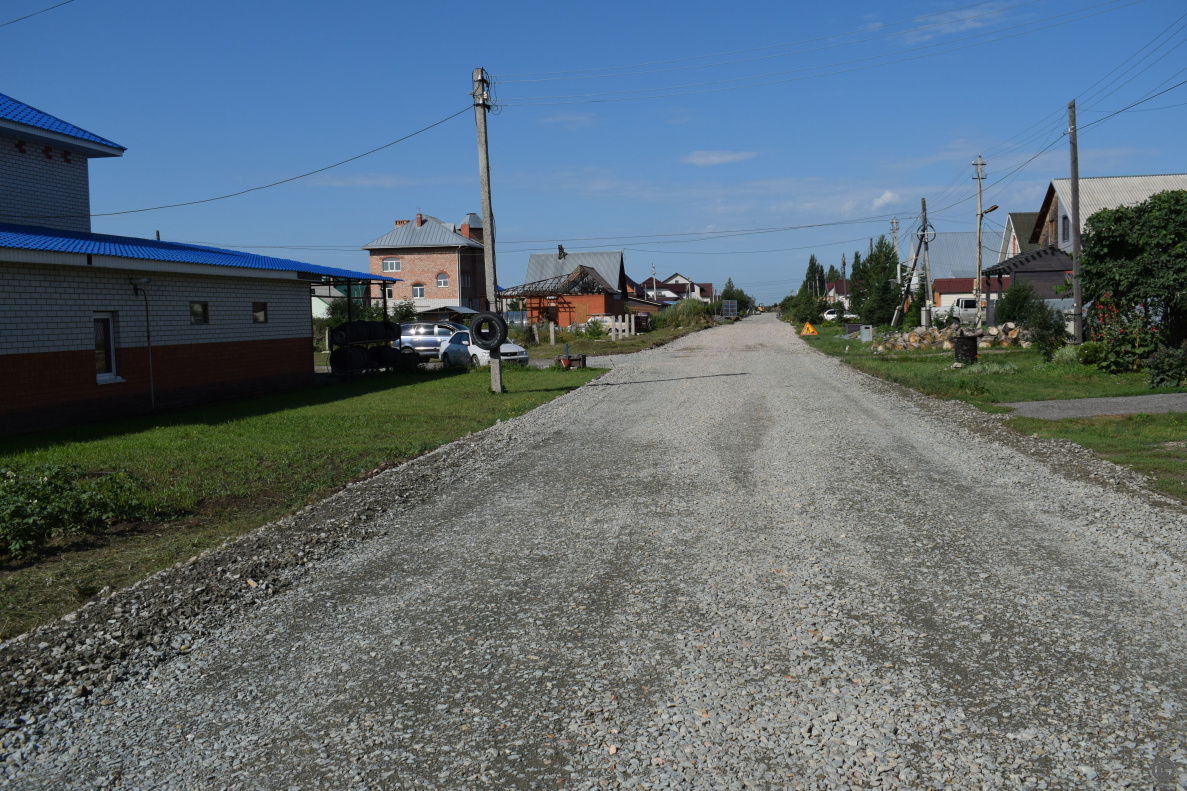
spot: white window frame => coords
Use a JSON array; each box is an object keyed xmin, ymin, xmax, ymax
[
  {"xmin": 93, "ymin": 311, "xmax": 124, "ymax": 384},
  {"xmin": 384, "ymin": 285, "xmax": 394, "ymax": 299},
  {"xmin": 436, "ymin": 273, "xmax": 449, "ymax": 288},
  {"xmin": 412, "ymin": 283, "xmax": 425, "ymax": 299},
  {"xmin": 382, "ymin": 257, "xmax": 401, "ymax": 273}
]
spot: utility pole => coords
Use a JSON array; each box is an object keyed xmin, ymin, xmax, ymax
[
  {"xmin": 473, "ymin": 67, "xmax": 503, "ymax": 393},
  {"xmin": 973, "ymin": 154, "xmax": 987, "ymax": 329},
  {"xmin": 920, "ymin": 197, "xmax": 932, "ymax": 330},
  {"xmin": 651, "ymin": 263, "xmax": 657, "ymax": 302},
  {"xmin": 891, "ymin": 217, "xmax": 900, "ymax": 283},
  {"xmin": 1069, "ymin": 100, "xmax": 1084, "ymax": 343}
]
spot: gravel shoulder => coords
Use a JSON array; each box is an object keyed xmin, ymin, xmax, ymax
[{"xmin": 4, "ymin": 315, "xmax": 1186, "ymax": 790}]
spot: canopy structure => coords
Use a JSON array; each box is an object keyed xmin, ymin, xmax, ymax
[{"xmin": 500, "ymin": 265, "xmax": 617, "ymax": 297}]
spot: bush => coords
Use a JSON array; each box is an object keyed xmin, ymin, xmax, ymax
[
  {"xmin": 1078, "ymin": 341, "xmax": 1104, "ymax": 366},
  {"xmin": 1086, "ymin": 292, "xmax": 1158, "ymax": 373},
  {"xmin": 1049, "ymin": 344, "xmax": 1082, "ymax": 367},
  {"xmin": 0, "ymin": 466, "xmax": 151, "ymax": 557},
  {"xmin": 1147, "ymin": 341, "xmax": 1187, "ymax": 388},
  {"xmin": 582, "ymin": 319, "xmax": 606, "ymax": 339},
  {"xmin": 1026, "ymin": 303, "xmax": 1070, "ymax": 362},
  {"xmin": 995, "ymin": 282, "xmax": 1040, "ymax": 324},
  {"xmin": 652, "ymin": 299, "xmax": 710, "ymax": 329}
]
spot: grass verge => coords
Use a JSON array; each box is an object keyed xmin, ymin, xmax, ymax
[
  {"xmin": 0, "ymin": 364, "xmax": 600, "ymax": 638},
  {"xmin": 523, "ymin": 324, "xmax": 705, "ymax": 361},
  {"xmin": 799, "ymin": 330, "xmax": 1187, "ymax": 500}
]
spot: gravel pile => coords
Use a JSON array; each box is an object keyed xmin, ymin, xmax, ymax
[{"xmin": 4, "ymin": 315, "xmax": 1185, "ymax": 789}]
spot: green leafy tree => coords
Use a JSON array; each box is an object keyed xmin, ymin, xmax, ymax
[
  {"xmin": 1081, "ymin": 189, "xmax": 1187, "ymax": 345},
  {"xmin": 720, "ymin": 277, "xmax": 755, "ymax": 313},
  {"xmin": 854, "ymin": 236, "xmax": 901, "ymax": 325},
  {"xmin": 993, "ymin": 282, "xmax": 1040, "ymax": 324},
  {"xmin": 825, "ymin": 265, "xmax": 841, "ymax": 282}
]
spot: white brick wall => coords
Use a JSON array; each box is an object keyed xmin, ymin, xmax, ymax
[
  {"xmin": 0, "ymin": 261, "xmax": 312, "ymax": 356},
  {"xmin": 0, "ymin": 133, "xmax": 92, "ymax": 233}
]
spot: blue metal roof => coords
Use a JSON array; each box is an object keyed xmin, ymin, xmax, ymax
[
  {"xmin": 0, "ymin": 223, "xmax": 398, "ymax": 282},
  {"xmin": 0, "ymin": 93, "xmax": 125, "ymax": 152}
]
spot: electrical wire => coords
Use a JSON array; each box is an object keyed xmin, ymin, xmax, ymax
[{"xmin": 0, "ymin": 0, "xmax": 76, "ymax": 29}]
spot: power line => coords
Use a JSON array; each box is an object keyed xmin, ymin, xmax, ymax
[
  {"xmin": 0, "ymin": 0, "xmax": 76, "ymax": 29},
  {"xmin": 496, "ymin": 0, "xmax": 1045, "ymax": 84},
  {"xmin": 499, "ymin": 0, "xmax": 1145, "ymax": 105},
  {"xmin": 10, "ymin": 107, "xmax": 472, "ymax": 220}
]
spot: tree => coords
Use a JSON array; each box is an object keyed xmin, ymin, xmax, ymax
[
  {"xmin": 825, "ymin": 265, "xmax": 841, "ymax": 283},
  {"xmin": 1081, "ymin": 189, "xmax": 1187, "ymax": 345},
  {"xmin": 860, "ymin": 236, "xmax": 903, "ymax": 326},
  {"xmin": 720, "ymin": 277, "xmax": 755, "ymax": 314}
]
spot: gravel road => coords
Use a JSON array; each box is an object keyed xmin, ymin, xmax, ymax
[
  {"xmin": 6, "ymin": 315, "xmax": 1187, "ymax": 790},
  {"xmin": 999, "ymin": 392, "xmax": 1187, "ymax": 419}
]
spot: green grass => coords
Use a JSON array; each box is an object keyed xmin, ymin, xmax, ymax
[
  {"xmin": 522, "ymin": 324, "xmax": 704, "ymax": 361},
  {"xmin": 314, "ymin": 350, "xmax": 329, "ymax": 367},
  {"xmin": 801, "ymin": 331, "xmax": 1187, "ymax": 500},
  {"xmin": 1012, "ymin": 413, "xmax": 1187, "ymax": 501},
  {"xmin": 0, "ymin": 365, "xmax": 600, "ymax": 637}
]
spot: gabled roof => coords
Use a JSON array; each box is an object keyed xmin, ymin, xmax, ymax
[
  {"xmin": 985, "ymin": 245, "xmax": 1072, "ymax": 276},
  {"xmin": 501, "ymin": 265, "xmax": 617, "ymax": 297},
  {"xmin": 826, "ymin": 279, "xmax": 850, "ymax": 296},
  {"xmin": 1004, "ymin": 212, "xmax": 1039, "ymax": 248},
  {"xmin": 904, "ymin": 230, "xmax": 1002, "ymax": 280},
  {"xmin": 0, "ymin": 222, "xmax": 398, "ymax": 281},
  {"xmin": 526, "ymin": 250, "xmax": 625, "ymax": 295},
  {"xmin": 0, "ymin": 92, "xmax": 125, "ymax": 157},
  {"xmin": 363, "ymin": 215, "xmax": 483, "ymax": 250},
  {"xmin": 1030, "ymin": 174, "xmax": 1187, "ymax": 243}
]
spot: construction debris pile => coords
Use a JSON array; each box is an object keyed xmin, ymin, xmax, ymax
[{"xmin": 873, "ymin": 322, "xmax": 1032, "ymax": 353}]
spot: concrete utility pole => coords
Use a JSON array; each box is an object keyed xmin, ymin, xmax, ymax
[
  {"xmin": 651, "ymin": 263, "xmax": 657, "ymax": 302},
  {"xmin": 473, "ymin": 67, "xmax": 503, "ymax": 393},
  {"xmin": 891, "ymin": 217, "xmax": 900, "ymax": 283},
  {"xmin": 920, "ymin": 197, "xmax": 932, "ymax": 330},
  {"xmin": 974, "ymin": 154, "xmax": 986, "ymax": 329},
  {"xmin": 1069, "ymin": 100, "xmax": 1084, "ymax": 344}
]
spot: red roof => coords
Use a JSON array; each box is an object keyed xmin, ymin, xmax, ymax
[
  {"xmin": 826, "ymin": 280, "xmax": 850, "ymax": 296},
  {"xmin": 933, "ymin": 276, "xmax": 1011, "ymax": 294}
]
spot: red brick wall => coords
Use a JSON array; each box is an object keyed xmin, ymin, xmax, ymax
[
  {"xmin": 522, "ymin": 294, "xmax": 622, "ymax": 327},
  {"xmin": 0, "ymin": 337, "xmax": 312, "ymax": 436}
]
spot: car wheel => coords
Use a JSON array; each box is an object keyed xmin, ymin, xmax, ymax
[{"xmin": 471, "ymin": 354, "xmax": 481, "ymax": 367}]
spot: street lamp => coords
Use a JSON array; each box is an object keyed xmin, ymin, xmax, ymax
[{"xmin": 975, "ymin": 202, "xmax": 998, "ymax": 329}]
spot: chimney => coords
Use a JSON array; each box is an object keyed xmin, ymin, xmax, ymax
[
  {"xmin": 558, "ymin": 244, "xmax": 566, "ymax": 260},
  {"xmin": 416, "ymin": 213, "xmax": 424, "ymax": 227},
  {"xmin": 394, "ymin": 219, "xmax": 410, "ymax": 228}
]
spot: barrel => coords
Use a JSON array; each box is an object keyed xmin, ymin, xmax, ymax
[
  {"xmin": 953, "ymin": 335, "xmax": 978, "ymax": 365},
  {"xmin": 330, "ymin": 346, "xmax": 369, "ymax": 373}
]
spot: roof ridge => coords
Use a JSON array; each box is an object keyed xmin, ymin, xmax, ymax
[
  {"xmin": 1052, "ymin": 173, "xmax": 1187, "ymax": 181},
  {"xmin": 0, "ymin": 92, "xmax": 125, "ymax": 151}
]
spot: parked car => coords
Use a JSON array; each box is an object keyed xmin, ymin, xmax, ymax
[
  {"xmin": 400, "ymin": 322, "xmax": 467, "ymax": 358},
  {"xmin": 823, "ymin": 308, "xmax": 860, "ymax": 322},
  {"xmin": 439, "ymin": 329, "xmax": 529, "ymax": 367},
  {"xmin": 936, "ymin": 298, "xmax": 980, "ymax": 326}
]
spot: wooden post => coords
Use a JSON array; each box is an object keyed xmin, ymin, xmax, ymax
[
  {"xmin": 1069, "ymin": 100, "xmax": 1084, "ymax": 344},
  {"xmin": 549, "ymin": 321, "xmax": 555, "ymax": 345},
  {"xmin": 473, "ymin": 68, "xmax": 504, "ymax": 392}
]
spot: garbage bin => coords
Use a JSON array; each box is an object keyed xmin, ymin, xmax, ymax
[
  {"xmin": 860, "ymin": 325, "xmax": 874, "ymax": 343},
  {"xmin": 953, "ymin": 335, "xmax": 978, "ymax": 364}
]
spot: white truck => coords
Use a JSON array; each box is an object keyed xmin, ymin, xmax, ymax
[{"xmin": 936, "ymin": 297, "xmax": 980, "ymax": 326}]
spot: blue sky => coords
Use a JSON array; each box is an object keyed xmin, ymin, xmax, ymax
[{"xmin": 3, "ymin": 0, "xmax": 1185, "ymax": 302}]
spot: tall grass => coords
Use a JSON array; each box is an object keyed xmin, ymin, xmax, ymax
[{"xmin": 652, "ymin": 299, "xmax": 711, "ymax": 329}]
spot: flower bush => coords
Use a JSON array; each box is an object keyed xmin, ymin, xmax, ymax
[{"xmin": 1085, "ymin": 292, "xmax": 1158, "ymax": 374}]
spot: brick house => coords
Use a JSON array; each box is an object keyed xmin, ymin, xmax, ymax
[
  {"xmin": 0, "ymin": 92, "xmax": 393, "ymax": 436},
  {"xmin": 1029, "ymin": 174, "xmax": 1187, "ymax": 252},
  {"xmin": 363, "ymin": 213, "xmax": 487, "ymax": 313}
]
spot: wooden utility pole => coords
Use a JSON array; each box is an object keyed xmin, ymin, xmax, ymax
[
  {"xmin": 920, "ymin": 197, "xmax": 932, "ymax": 330},
  {"xmin": 473, "ymin": 67, "xmax": 503, "ymax": 392},
  {"xmin": 891, "ymin": 217, "xmax": 900, "ymax": 283},
  {"xmin": 973, "ymin": 154, "xmax": 987, "ymax": 329},
  {"xmin": 1069, "ymin": 100, "xmax": 1084, "ymax": 343}
]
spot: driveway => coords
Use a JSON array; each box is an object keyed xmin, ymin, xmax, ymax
[{"xmin": 10, "ymin": 315, "xmax": 1187, "ymax": 790}]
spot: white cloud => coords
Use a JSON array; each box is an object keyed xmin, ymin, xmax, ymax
[
  {"xmin": 682, "ymin": 150, "xmax": 758, "ymax": 167},
  {"xmin": 872, "ymin": 190, "xmax": 900, "ymax": 210},
  {"xmin": 540, "ymin": 112, "xmax": 595, "ymax": 129}
]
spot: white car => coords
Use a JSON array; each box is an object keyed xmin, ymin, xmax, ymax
[
  {"xmin": 439, "ymin": 329, "xmax": 529, "ymax": 367},
  {"xmin": 823, "ymin": 308, "xmax": 860, "ymax": 322}
]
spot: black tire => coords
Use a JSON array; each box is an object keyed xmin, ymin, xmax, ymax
[
  {"xmin": 471, "ymin": 354, "xmax": 481, "ymax": 367},
  {"xmin": 469, "ymin": 312, "xmax": 507, "ymax": 351}
]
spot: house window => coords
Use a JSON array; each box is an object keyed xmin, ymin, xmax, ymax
[
  {"xmin": 461, "ymin": 271, "xmax": 472, "ymax": 288},
  {"xmin": 412, "ymin": 283, "xmax": 425, "ymax": 299},
  {"xmin": 94, "ymin": 312, "xmax": 117, "ymax": 382},
  {"xmin": 1061, "ymin": 215, "xmax": 1069, "ymax": 242},
  {"xmin": 384, "ymin": 286, "xmax": 393, "ymax": 299},
  {"xmin": 252, "ymin": 302, "xmax": 268, "ymax": 323},
  {"xmin": 382, "ymin": 257, "xmax": 401, "ymax": 273},
  {"xmin": 190, "ymin": 301, "xmax": 209, "ymax": 324},
  {"xmin": 436, "ymin": 273, "xmax": 449, "ymax": 288}
]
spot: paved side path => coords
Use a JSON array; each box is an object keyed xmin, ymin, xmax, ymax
[
  {"xmin": 1000, "ymin": 392, "xmax": 1187, "ymax": 419},
  {"xmin": 12, "ymin": 316, "xmax": 1187, "ymax": 790}
]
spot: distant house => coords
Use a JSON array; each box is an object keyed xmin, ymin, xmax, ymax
[
  {"xmin": 984, "ymin": 246, "xmax": 1073, "ymax": 300},
  {"xmin": 0, "ymin": 92, "xmax": 393, "ymax": 436},
  {"xmin": 902, "ymin": 229, "xmax": 1004, "ymax": 308},
  {"xmin": 514, "ymin": 248, "xmax": 627, "ymax": 326},
  {"xmin": 996, "ymin": 212, "xmax": 1040, "ymax": 263},
  {"xmin": 637, "ymin": 273, "xmax": 715, "ymax": 304},
  {"xmin": 825, "ymin": 280, "xmax": 850, "ymax": 308},
  {"xmin": 1029, "ymin": 174, "xmax": 1187, "ymax": 251},
  {"xmin": 362, "ymin": 212, "xmax": 487, "ymax": 314}
]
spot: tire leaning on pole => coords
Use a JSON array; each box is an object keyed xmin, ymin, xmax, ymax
[{"xmin": 469, "ymin": 311, "xmax": 507, "ymax": 351}]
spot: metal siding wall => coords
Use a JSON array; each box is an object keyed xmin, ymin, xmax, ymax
[{"xmin": 0, "ymin": 262, "xmax": 311, "ymax": 356}]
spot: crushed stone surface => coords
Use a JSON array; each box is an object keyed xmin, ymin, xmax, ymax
[
  {"xmin": 999, "ymin": 391, "xmax": 1187, "ymax": 419},
  {"xmin": 3, "ymin": 314, "xmax": 1186, "ymax": 790}
]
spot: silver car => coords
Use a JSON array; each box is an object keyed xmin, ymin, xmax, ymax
[
  {"xmin": 439, "ymin": 330, "xmax": 529, "ymax": 367},
  {"xmin": 400, "ymin": 322, "xmax": 467, "ymax": 359}
]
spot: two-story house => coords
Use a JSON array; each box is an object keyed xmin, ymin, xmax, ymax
[{"xmin": 363, "ymin": 213, "xmax": 487, "ymax": 313}]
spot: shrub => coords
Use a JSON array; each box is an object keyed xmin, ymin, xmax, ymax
[
  {"xmin": 1086, "ymin": 292, "xmax": 1158, "ymax": 373},
  {"xmin": 995, "ymin": 282, "xmax": 1040, "ymax": 324},
  {"xmin": 0, "ymin": 466, "xmax": 151, "ymax": 557},
  {"xmin": 1049, "ymin": 344, "xmax": 1082, "ymax": 367},
  {"xmin": 582, "ymin": 319, "xmax": 606, "ymax": 339},
  {"xmin": 1146, "ymin": 341, "xmax": 1187, "ymax": 388},
  {"xmin": 1025, "ymin": 303, "xmax": 1070, "ymax": 362},
  {"xmin": 652, "ymin": 299, "xmax": 710, "ymax": 329},
  {"xmin": 1078, "ymin": 341, "xmax": 1104, "ymax": 366}
]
